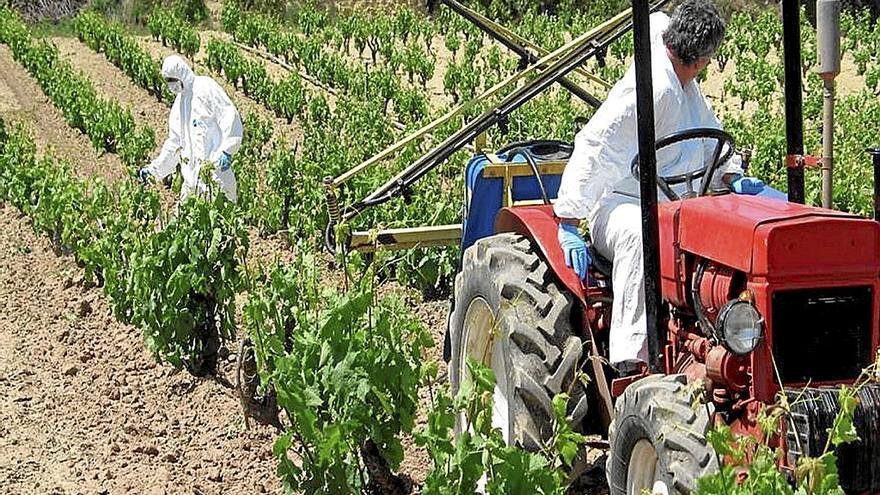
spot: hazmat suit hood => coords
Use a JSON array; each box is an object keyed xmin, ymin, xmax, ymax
[{"xmin": 161, "ymin": 55, "xmax": 195, "ymax": 92}]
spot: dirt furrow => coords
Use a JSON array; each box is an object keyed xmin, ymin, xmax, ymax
[
  {"xmin": 0, "ymin": 204, "xmax": 281, "ymax": 495},
  {"xmin": 0, "ymin": 26, "xmax": 456, "ymax": 494},
  {"xmin": 0, "ymin": 44, "xmax": 125, "ymax": 183}
]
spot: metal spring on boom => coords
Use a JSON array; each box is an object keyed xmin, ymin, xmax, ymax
[{"xmin": 323, "ymin": 176, "xmax": 341, "ymax": 225}]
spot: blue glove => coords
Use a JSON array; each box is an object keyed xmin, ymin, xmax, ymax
[
  {"xmin": 138, "ymin": 168, "xmax": 151, "ymax": 183},
  {"xmin": 731, "ymin": 175, "xmax": 765, "ymax": 195},
  {"xmin": 558, "ymin": 223, "xmax": 590, "ymax": 281},
  {"xmin": 217, "ymin": 151, "xmax": 233, "ymax": 172}
]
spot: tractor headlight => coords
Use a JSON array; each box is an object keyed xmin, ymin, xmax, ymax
[{"xmin": 717, "ymin": 299, "xmax": 764, "ymax": 355}]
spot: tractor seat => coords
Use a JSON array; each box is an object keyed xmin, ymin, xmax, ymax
[{"xmin": 586, "ymin": 240, "xmax": 613, "ymax": 279}]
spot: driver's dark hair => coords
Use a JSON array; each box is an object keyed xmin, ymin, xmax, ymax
[{"xmin": 662, "ymin": 0, "xmax": 726, "ymax": 66}]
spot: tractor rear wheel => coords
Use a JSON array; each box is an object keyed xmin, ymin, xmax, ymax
[
  {"xmin": 449, "ymin": 233, "xmax": 589, "ymax": 450},
  {"xmin": 607, "ymin": 374, "xmax": 718, "ymax": 495}
]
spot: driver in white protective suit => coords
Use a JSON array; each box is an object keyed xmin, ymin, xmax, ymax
[
  {"xmin": 553, "ymin": 0, "xmax": 767, "ymax": 375},
  {"xmin": 139, "ymin": 55, "xmax": 243, "ymax": 203}
]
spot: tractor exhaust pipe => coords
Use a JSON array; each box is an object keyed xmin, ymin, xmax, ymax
[{"xmin": 817, "ymin": 0, "xmax": 841, "ymax": 209}]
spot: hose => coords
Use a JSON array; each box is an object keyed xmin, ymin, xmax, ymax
[
  {"xmin": 508, "ymin": 148, "xmax": 551, "ymax": 206},
  {"xmin": 691, "ymin": 259, "xmax": 718, "ymax": 339}
]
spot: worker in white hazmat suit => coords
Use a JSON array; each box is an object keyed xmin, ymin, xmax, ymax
[
  {"xmin": 553, "ymin": 0, "xmax": 765, "ymax": 373},
  {"xmin": 139, "ymin": 55, "xmax": 243, "ymax": 203}
]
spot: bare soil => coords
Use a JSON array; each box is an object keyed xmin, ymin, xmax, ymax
[
  {"xmin": 0, "ymin": 34, "xmax": 304, "ymax": 494},
  {"xmin": 0, "ymin": 32, "xmax": 451, "ymax": 491},
  {"xmin": 0, "ymin": 204, "xmax": 282, "ymax": 494},
  {"xmin": 14, "ymin": 5, "xmax": 864, "ymax": 491}
]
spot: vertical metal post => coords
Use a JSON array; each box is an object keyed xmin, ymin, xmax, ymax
[
  {"xmin": 821, "ymin": 80, "xmax": 835, "ymax": 208},
  {"xmin": 632, "ymin": 0, "xmax": 662, "ymax": 373},
  {"xmin": 817, "ymin": 0, "xmax": 841, "ymax": 209},
  {"xmin": 782, "ymin": 0, "xmax": 806, "ymax": 204},
  {"xmin": 870, "ymin": 149, "xmax": 880, "ymax": 221}
]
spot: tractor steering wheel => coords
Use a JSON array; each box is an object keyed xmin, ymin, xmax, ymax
[{"xmin": 630, "ymin": 127, "xmax": 736, "ymax": 201}]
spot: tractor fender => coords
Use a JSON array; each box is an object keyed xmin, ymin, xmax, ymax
[{"xmin": 495, "ymin": 205, "xmax": 587, "ymax": 305}]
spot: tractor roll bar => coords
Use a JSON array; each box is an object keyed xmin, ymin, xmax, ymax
[
  {"xmin": 428, "ymin": 0, "xmax": 605, "ymax": 108},
  {"xmin": 782, "ymin": 0, "xmax": 806, "ymax": 203},
  {"xmin": 631, "ymin": 0, "xmax": 663, "ymax": 373},
  {"xmin": 338, "ymin": 0, "xmax": 671, "ymax": 224}
]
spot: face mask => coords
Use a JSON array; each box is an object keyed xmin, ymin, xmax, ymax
[{"xmin": 167, "ymin": 80, "xmax": 183, "ymax": 94}]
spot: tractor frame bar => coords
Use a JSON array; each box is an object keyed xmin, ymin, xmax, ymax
[
  {"xmin": 782, "ymin": 0, "xmax": 807, "ymax": 203},
  {"xmin": 429, "ymin": 0, "xmax": 606, "ymax": 107},
  {"xmin": 631, "ymin": 0, "xmax": 663, "ymax": 372},
  {"xmin": 343, "ymin": 2, "xmax": 668, "ymax": 222}
]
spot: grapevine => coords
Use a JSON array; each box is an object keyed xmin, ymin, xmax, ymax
[
  {"xmin": 74, "ymin": 10, "xmax": 172, "ymax": 104},
  {"xmin": 0, "ymin": 6, "xmax": 155, "ymax": 169},
  {"xmin": 147, "ymin": 6, "xmax": 201, "ymax": 58},
  {"xmin": 3, "ymin": 2, "xmax": 880, "ymax": 493}
]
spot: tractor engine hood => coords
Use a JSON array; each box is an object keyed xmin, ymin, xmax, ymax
[{"xmin": 669, "ymin": 195, "xmax": 880, "ymax": 278}]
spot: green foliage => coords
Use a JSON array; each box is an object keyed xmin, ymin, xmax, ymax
[
  {"xmin": 169, "ymin": 0, "xmax": 209, "ymax": 23},
  {"xmin": 204, "ymin": 39, "xmax": 307, "ymax": 124},
  {"xmin": 698, "ymin": 423, "xmax": 847, "ymax": 495},
  {"xmin": 74, "ymin": 10, "xmax": 172, "ymax": 104},
  {"xmin": 696, "ymin": 372, "xmax": 874, "ymax": 495},
  {"xmin": 0, "ymin": 117, "xmax": 252, "ymax": 378},
  {"xmin": 0, "ymin": 6, "xmax": 155, "ymax": 169},
  {"xmin": 249, "ymin": 268, "xmax": 430, "ymax": 493},
  {"xmin": 147, "ymin": 6, "xmax": 200, "ymax": 57},
  {"xmin": 0, "ymin": 122, "xmax": 91, "ymax": 255},
  {"xmin": 129, "ymin": 191, "xmax": 249, "ymax": 373},
  {"xmin": 230, "ymin": 113, "xmax": 286, "ymax": 235},
  {"xmin": 218, "ymin": 1, "xmax": 520, "ymax": 293},
  {"xmin": 416, "ymin": 359, "xmax": 586, "ymax": 495},
  {"xmin": 80, "ymin": 180, "xmax": 161, "ymax": 323},
  {"xmin": 242, "ymin": 253, "xmax": 314, "ymax": 387},
  {"xmin": 0, "ymin": 119, "xmax": 159, "ymax": 326}
]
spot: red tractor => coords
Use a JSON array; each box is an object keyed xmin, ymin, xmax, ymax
[
  {"xmin": 325, "ymin": 0, "xmax": 880, "ymax": 492},
  {"xmin": 450, "ymin": 146, "xmax": 880, "ymax": 493},
  {"xmin": 442, "ymin": 1, "xmax": 880, "ymax": 494}
]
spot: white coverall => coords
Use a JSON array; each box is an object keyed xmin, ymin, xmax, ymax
[
  {"xmin": 553, "ymin": 13, "xmax": 743, "ymax": 365},
  {"xmin": 146, "ymin": 55, "xmax": 243, "ymax": 202}
]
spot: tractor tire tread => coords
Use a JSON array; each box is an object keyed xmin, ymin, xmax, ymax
[
  {"xmin": 606, "ymin": 374, "xmax": 717, "ymax": 495},
  {"xmin": 450, "ymin": 233, "xmax": 588, "ymax": 451}
]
